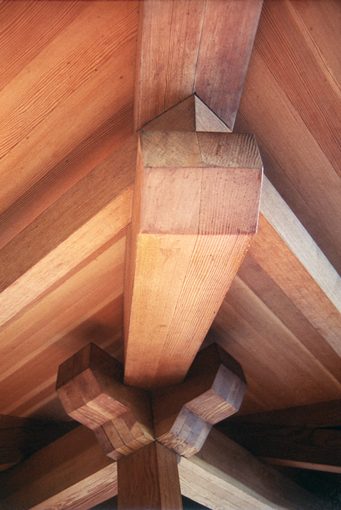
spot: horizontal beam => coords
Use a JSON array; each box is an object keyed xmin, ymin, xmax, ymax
[
  {"xmin": 223, "ymin": 423, "xmax": 341, "ymax": 474},
  {"xmin": 230, "ymin": 400, "xmax": 341, "ymax": 428},
  {"xmin": 0, "ymin": 426, "xmax": 329, "ymax": 510}
]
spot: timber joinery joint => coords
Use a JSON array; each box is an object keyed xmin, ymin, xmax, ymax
[{"xmin": 56, "ymin": 342, "xmax": 246, "ymax": 461}]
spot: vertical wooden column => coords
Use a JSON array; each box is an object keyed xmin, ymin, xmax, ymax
[{"xmin": 118, "ymin": 442, "xmax": 183, "ymax": 510}]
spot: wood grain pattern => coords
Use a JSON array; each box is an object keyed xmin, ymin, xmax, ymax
[
  {"xmin": 0, "ymin": 0, "xmax": 339, "ymax": 448},
  {"xmin": 118, "ymin": 443, "xmax": 182, "ymax": 510},
  {"xmin": 0, "ymin": 1, "xmax": 138, "ymax": 215},
  {"xmin": 153, "ymin": 344, "xmax": 245, "ymax": 457},
  {"xmin": 236, "ymin": 0, "xmax": 341, "ymax": 272},
  {"xmin": 257, "ymin": 178, "xmax": 341, "ymax": 356},
  {"xmin": 195, "ymin": 0, "xmax": 263, "ymax": 129},
  {"xmin": 135, "ymin": 0, "xmax": 262, "ymax": 129},
  {"xmin": 0, "ymin": 425, "xmax": 329, "ymax": 510},
  {"xmin": 180, "ymin": 429, "xmax": 330, "ymax": 510},
  {"xmin": 223, "ymin": 423, "xmax": 341, "ymax": 474},
  {"xmin": 57, "ymin": 344, "xmax": 153, "ymax": 460},
  {"xmin": 124, "ymin": 130, "xmax": 262, "ymax": 388}
]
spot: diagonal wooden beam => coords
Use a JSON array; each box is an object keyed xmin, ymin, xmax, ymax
[
  {"xmin": 0, "ymin": 426, "xmax": 330, "ymax": 510},
  {"xmin": 222, "ymin": 423, "xmax": 341, "ymax": 474},
  {"xmin": 254, "ymin": 178, "xmax": 341, "ymax": 356},
  {"xmin": 124, "ymin": 124, "xmax": 263, "ymax": 388},
  {"xmin": 135, "ymin": 0, "xmax": 263, "ymax": 130}
]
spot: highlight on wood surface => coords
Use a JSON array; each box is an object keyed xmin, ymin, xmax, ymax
[{"xmin": 124, "ymin": 127, "xmax": 263, "ymax": 389}]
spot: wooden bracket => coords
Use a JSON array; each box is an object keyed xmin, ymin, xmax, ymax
[
  {"xmin": 56, "ymin": 343, "xmax": 153, "ymax": 460},
  {"xmin": 153, "ymin": 344, "xmax": 246, "ymax": 457},
  {"xmin": 57, "ymin": 343, "xmax": 245, "ymax": 460}
]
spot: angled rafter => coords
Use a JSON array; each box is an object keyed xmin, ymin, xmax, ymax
[
  {"xmin": 135, "ymin": 0, "xmax": 263, "ymax": 129},
  {"xmin": 222, "ymin": 423, "xmax": 341, "ymax": 474},
  {"xmin": 255, "ymin": 178, "xmax": 341, "ymax": 356},
  {"xmin": 0, "ymin": 426, "xmax": 329, "ymax": 510}
]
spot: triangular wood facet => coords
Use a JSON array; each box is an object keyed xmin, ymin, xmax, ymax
[{"xmin": 143, "ymin": 94, "xmax": 231, "ymax": 133}]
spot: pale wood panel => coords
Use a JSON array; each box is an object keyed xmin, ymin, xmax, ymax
[
  {"xmin": 0, "ymin": 109, "xmax": 132, "ymax": 250},
  {"xmin": 0, "ymin": 0, "xmax": 138, "ymax": 214},
  {"xmin": 0, "ymin": 299, "xmax": 123, "ymax": 419},
  {"xmin": 236, "ymin": 0, "xmax": 341, "ymax": 272},
  {"xmin": 0, "ymin": 236, "xmax": 125, "ymax": 386}
]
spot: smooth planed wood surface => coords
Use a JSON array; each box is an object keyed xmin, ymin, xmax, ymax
[
  {"xmin": 0, "ymin": 0, "xmax": 340, "ymax": 443},
  {"xmin": 135, "ymin": 0, "xmax": 263, "ymax": 129},
  {"xmin": 153, "ymin": 344, "xmax": 246, "ymax": 457},
  {"xmin": 124, "ymin": 129, "xmax": 263, "ymax": 388},
  {"xmin": 57, "ymin": 344, "xmax": 153, "ymax": 460},
  {"xmin": 180, "ymin": 429, "xmax": 331, "ymax": 510},
  {"xmin": 118, "ymin": 442, "xmax": 182, "ymax": 510}
]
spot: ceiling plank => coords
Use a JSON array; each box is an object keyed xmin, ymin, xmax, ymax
[
  {"xmin": 135, "ymin": 0, "xmax": 263, "ymax": 129},
  {"xmin": 124, "ymin": 129, "xmax": 262, "ymax": 388},
  {"xmin": 0, "ymin": 426, "xmax": 328, "ymax": 510},
  {"xmin": 0, "ymin": 135, "xmax": 135, "ymax": 328},
  {"xmin": 222, "ymin": 423, "xmax": 341, "ymax": 474}
]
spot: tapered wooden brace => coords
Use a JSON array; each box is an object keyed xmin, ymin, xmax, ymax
[
  {"xmin": 124, "ymin": 95, "xmax": 263, "ymax": 390},
  {"xmin": 153, "ymin": 343, "xmax": 246, "ymax": 457},
  {"xmin": 56, "ymin": 343, "xmax": 153, "ymax": 460}
]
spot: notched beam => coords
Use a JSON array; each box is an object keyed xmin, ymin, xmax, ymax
[
  {"xmin": 124, "ymin": 112, "xmax": 263, "ymax": 389},
  {"xmin": 56, "ymin": 343, "xmax": 153, "ymax": 460},
  {"xmin": 153, "ymin": 344, "xmax": 246, "ymax": 457}
]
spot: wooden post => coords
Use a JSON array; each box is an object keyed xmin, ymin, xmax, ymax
[{"xmin": 117, "ymin": 442, "xmax": 183, "ymax": 510}]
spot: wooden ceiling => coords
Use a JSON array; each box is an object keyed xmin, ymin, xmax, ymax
[{"xmin": 0, "ymin": 0, "xmax": 340, "ymax": 431}]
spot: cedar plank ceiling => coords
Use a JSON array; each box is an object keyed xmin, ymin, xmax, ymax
[{"xmin": 0, "ymin": 0, "xmax": 340, "ymax": 420}]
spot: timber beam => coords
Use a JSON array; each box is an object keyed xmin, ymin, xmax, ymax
[
  {"xmin": 124, "ymin": 96, "xmax": 263, "ymax": 390},
  {"xmin": 56, "ymin": 343, "xmax": 245, "ymax": 509},
  {"xmin": 0, "ymin": 426, "xmax": 331, "ymax": 510}
]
